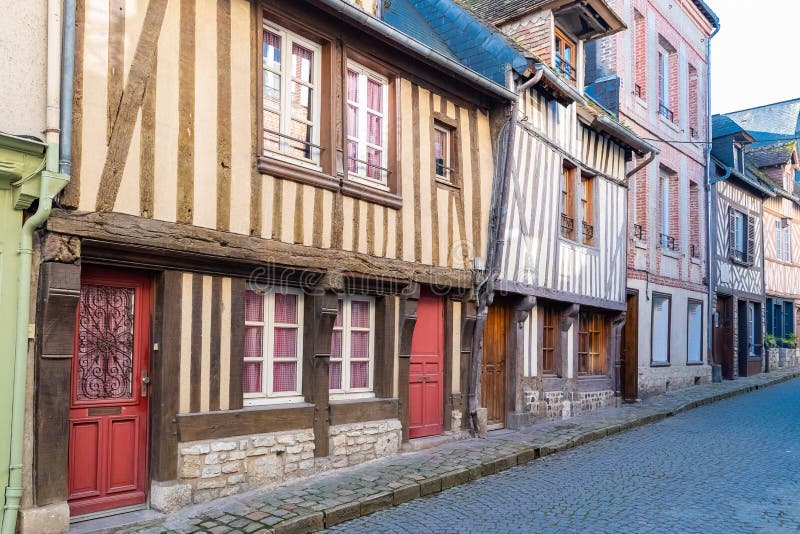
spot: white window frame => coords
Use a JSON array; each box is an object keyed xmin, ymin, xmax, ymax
[
  {"xmin": 784, "ymin": 224, "xmax": 791, "ymax": 262},
  {"xmin": 346, "ymin": 61, "xmax": 389, "ymax": 190},
  {"xmin": 244, "ymin": 287, "xmax": 305, "ymax": 406},
  {"xmin": 748, "ymin": 302, "xmax": 756, "ymax": 356},
  {"xmin": 776, "ymin": 220, "xmax": 784, "ymax": 260},
  {"xmin": 263, "ymin": 22, "xmax": 322, "ymax": 168},
  {"xmin": 652, "ymin": 294, "xmax": 670, "ymax": 364},
  {"xmin": 658, "ymin": 48, "xmax": 669, "ymax": 107},
  {"xmin": 687, "ymin": 301, "xmax": 703, "ymax": 363},
  {"xmin": 734, "ymin": 211, "xmax": 747, "ymax": 255},
  {"xmin": 660, "ymin": 173, "xmax": 671, "ymax": 244},
  {"xmin": 433, "ymin": 124, "xmax": 452, "ymax": 182},
  {"xmin": 330, "ymin": 295, "xmax": 376, "ymax": 400}
]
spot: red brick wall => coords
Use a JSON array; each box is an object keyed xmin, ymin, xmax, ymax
[
  {"xmin": 689, "ymin": 180, "xmax": 700, "ymax": 257},
  {"xmin": 634, "ymin": 10, "xmax": 646, "ymax": 98},
  {"xmin": 688, "ymin": 65, "xmax": 698, "ymax": 137}
]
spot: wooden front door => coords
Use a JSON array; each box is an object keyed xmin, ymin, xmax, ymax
[
  {"xmin": 621, "ymin": 292, "xmax": 639, "ymax": 402},
  {"xmin": 68, "ymin": 268, "xmax": 151, "ymax": 517},
  {"xmin": 715, "ymin": 295, "xmax": 734, "ymax": 380},
  {"xmin": 482, "ymin": 303, "xmax": 510, "ymax": 428},
  {"xmin": 408, "ymin": 291, "xmax": 444, "ymax": 439}
]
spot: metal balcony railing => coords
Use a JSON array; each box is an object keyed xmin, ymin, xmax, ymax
[
  {"xmin": 633, "ymin": 223, "xmax": 645, "ymax": 240},
  {"xmin": 582, "ymin": 221, "xmax": 594, "ymax": 240},
  {"xmin": 555, "ymin": 55, "xmax": 577, "ymax": 83},
  {"xmin": 659, "ymin": 103, "xmax": 675, "ymax": 123},
  {"xmin": 560, "ymin": 213, "xmax": 575, "ymax": 237},
  {"xmin": 634, "ymin": 83, "xmax": 644, "ymax": 98},
  {"xmin": 660, "ymin": 233, "xmax": 677, "ymax": 251}
]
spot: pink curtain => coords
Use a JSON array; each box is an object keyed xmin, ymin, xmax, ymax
[
  {"xmin": 274, "ymin": 292, "xmax": 297, "ymax": 323},
  {"xmin": 367, "ymin": 79, "xmax": 382, "ymax": 112},
  {"xmin": 245, "ymin": 290, "xmax": 263, "ymax": 322},
  {"xmin": 273, "ymin": 362, "xmax": 296, "ymax": 393},
  {"xmin": 291, "ymin": 43, "xmax": 312, "ymax": 83},
  {"xmin": 351, "ymin": 300, "xmax": 369, "ymax": 328},
  {"xmin": 243, "ymin": 362, "xmax": 262, "ymax": 394},
  {"xmin": 350, "ymin": 361, "xmax": 368, "ymax": 389}
]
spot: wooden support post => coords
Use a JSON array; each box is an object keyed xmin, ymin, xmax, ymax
[{"xmin": 397, "ymin": 283, "xmax": 419, "ymax": 443}]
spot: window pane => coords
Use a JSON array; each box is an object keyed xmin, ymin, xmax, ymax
[
  {"xmin": 245, "ymin": 290, "xmax": 263, "ymax": 322},
  {"xmin": 347, "ymin": 104, "xmax": 358, "ymax": 138},
  {"xmin": 290, "ymin": 82, "xmax": 312, "ymax": 121},
  {"xmin": 652, "ymin": 297, "xmax": 669, "ymax": 362},
  {"xmin": 350, "ymin": 361, "xmax": 369, "ymax": 389},
  {"xmin": 334, "ymin": 299, "xmax": 344, "ymax": 327},
  {"xmin": 273, "ymin": 327, "xmax": 297, "ymax": 358},
  {"xmin": 434, "ymin": 129, "xmax": 446, "ymax": 177},
  {"xmin": 350, "ymin": 331, "xmax": 369, "ymax": 359},
  {"xmin": 366, "ymin": 148, "xmax": 382, "ymax": 180},
  {"xmin": 347, "ymin": 141, "xmax": 358, "ymax": 172},
  {"xmin": 274, "ymin": 292, "xmax": 297, "ymax": 323},
  {"xmin": 273, "ymin": 361, "xmax": 297, "ymax": 393},
  {"xmin": 367, "ymin": 112, "xmax": 382, "ymax": 146},
  {"xmin": 264, "ymin": 109, "xmax": 281, "ymax": 153},
  {"xmin": 288, "ymin": 120, "xmax": 312, "ymax": 160},
  {"xmin": 347, "ymin": 69, "xmax": 359, "ymax": 101},
  {"xmin": 331, "ymin": 330, "xmax": 342, "ymax": 358},
  {"xmin": 291, "ymin": 43, "xmax": 313, "ymax": 84},
  {"xmin": 243, "ymin": 362, "xmax": 262, "ymax": 393},
  {"xmin": 329, "ymin": 361, "xmax": 342, "ymax": 390},
  {"xmin": 351, "ymin": 300, "xmax": 370, "ymax": 328},
  {"xmin": 367, "ymin": 79, "xmax": 383, "ymax": 112},
  {"xmin": 245, "ymin": 326, "xmax": 263, "ymax": 358},
  {"xmin": 688, "ymin": 303, "xmax": 702, "ymax": 362},
  {"xmin": 264, "ymin": 71, "xmax": 281, "ymax": 108},
  {"xmin": 264, "ymin": 30, "xmax": 281, "ymax": 70}
]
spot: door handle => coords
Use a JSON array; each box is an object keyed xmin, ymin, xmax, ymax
[{"xmin": 141, "ymin": 372, "xmax": 151, "ymax": 397}]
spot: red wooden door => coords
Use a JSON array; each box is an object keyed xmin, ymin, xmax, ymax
[
  {"xmin": 68, "ymin": 268, "xmax": 151, "ymax": 517},
  {"xmin": 408, "ymin": 291, "xmax": 444, "ymax": 438}
]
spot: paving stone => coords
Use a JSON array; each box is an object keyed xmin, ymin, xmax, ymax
[{"xmin": 151, "ymin": 371, "xmax": 799, "ymax": 534}]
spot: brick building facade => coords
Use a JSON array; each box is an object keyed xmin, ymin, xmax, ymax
[{"xmin": 586, "ymin": 0, "xmax": 719, "ymax": 397}]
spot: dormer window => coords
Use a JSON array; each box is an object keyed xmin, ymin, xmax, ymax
[
  {"xmin": 554, "ymin": 28, "xmax": 577, "ymax": 84},
  {"xmin": 733, "ymin": 143, "xmax": 745, "ymax": 172}
]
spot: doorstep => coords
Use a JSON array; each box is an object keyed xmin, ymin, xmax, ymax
[
  {"xmin": 69, "ymin": 509, "xmax": 164, "ymax": 534},
  {"xmin": 132, "ymin": 368, "xmax": 800, "ymax": 534}
]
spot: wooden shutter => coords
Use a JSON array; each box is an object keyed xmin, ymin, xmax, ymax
[
  {"xmin": 747, "ymin": 214, "xmax": 755, "ymax": 265},
  {"xmin": 728, "ymin": 207, "xmax": 735, "ymax": 260}
]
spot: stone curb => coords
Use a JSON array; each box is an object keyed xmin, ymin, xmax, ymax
[{"xmin": 158, "ymin": 370, "xmax": 800, "ymax": 534}]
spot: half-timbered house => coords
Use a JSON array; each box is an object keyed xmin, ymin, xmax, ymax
[
  {"xmin": 709, "ymin": 121, "xmax": 773, "ymax": 379},
  {"xmin": 22, "ymin": 0, "xmax": 515, "ymax": 526},
  {"xmin": 453, "ymin": 0, "xmax": 656, "ymax": 429},
  {"xmin": 715, "ymin": 99, "xmax": 800, "ymax": 372}
]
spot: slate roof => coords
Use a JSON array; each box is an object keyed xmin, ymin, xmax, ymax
[
  {"xmin": 451, "ymin": 0, "xmax": 551, "ymax": 23},
  {"xmin": 710, "ymin": 156, "xmax": 775, "ymax": 198},
  {"xmin": 384, "ymin": 0, "xmax": 529, "ymax": 85},
  {"xmin": 716, "ymin": 98, "xmax": 800, "ymax": 146},
  {"xmin": 746, "ymin": 141, "xmax": 796, "ymax": 168}
]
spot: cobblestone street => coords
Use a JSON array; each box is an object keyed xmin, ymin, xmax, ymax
[
  {"xmin": 145, "ymin": 372, "xmax": 800, "ymax": 534},
  {"xmin": 328, "ymin": 378, "xmax": 800, "ymax": 533}
]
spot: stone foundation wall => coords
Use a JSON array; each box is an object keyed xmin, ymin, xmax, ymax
[
  {"xmin": 178, "ymin": 429, "xmax": 315, "ymax": 504},
  {"xmin": 638, "ymin": 365, "xmax": 711, "ymax": 398},
  {"xmin": 523, "ymin": 390, "xmax": 614, "ymax": 421},
  {"xmin": 329, "ymin": 419, "xmax": 402, "ymax": 468}
]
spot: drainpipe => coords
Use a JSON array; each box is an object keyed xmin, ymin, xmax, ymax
[
  {"xmin": 467, "ymin": 66, "xmax": 543, "ymax": 434},
  {"xmin": 705, "ymin": 22, "xmax": 720, "ymax": 375},
  {"xmin": 2, "ymin": 0, "xmax": 74, "ymax": 532}
]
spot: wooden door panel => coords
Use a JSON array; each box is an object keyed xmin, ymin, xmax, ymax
[
  {"xmin": 622, "ymin": 294, "xmax": 638, "ymax": 402},
  {"xmin": 715, "ymin": 296, "xmax": 734, "ymax": 380},
  {"xmin": 68, "ymin": 420, "xmax": 102, "ymax": 500},
  {"xmin": 482, "ymin": 304, "xmax": 509, "ymax": 426},
  {"xmin": 68, "ymin": 268, "xmax": 151, "ymax": 517},
  {"xmin": 408, "ymin": 292, "xmax": 444, "ymax": 439},
  {"xmin": 107, "ymin": 417, "xmax": 139, "ymax": 493}
]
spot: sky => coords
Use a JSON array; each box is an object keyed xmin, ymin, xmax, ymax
[{"xmin": 710, "ymin": 0, "xmax": 800, "ymax": 115}]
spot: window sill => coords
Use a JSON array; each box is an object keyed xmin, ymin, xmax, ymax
[
  {"xmin": 686, "ymin": 361, "xmax": 705, "ymax": 366},
  {"xmin": 258, "ymin": 156, "xmax": 339, "ymax": 192},
  {"xmin": 259, "ymin": 156, "xmax": 403, "ymax": 210},
  {"xmin": 690, "ymin": 256, "xmax": 703, "ymax": 265},
  {"xmin": 634, "ymin": 96, "xmax": 648, "ymax": 109},
  {"xmin": 329, "ymin": 391, "xmax": 376, "ymax": 402},
  {"xmin": 659, "ymin": 114, "xmax": 681, "ymax": 133},
  {"xmin": 434, "ymin": 177, "xmax": 460, "ymax": 191},
  {"xmin": 634, "ymin": 239, "xmax": 648, "ymax": 250},
  {"xmin": 660, "ymin": 248, "xmax": 681, "ymax": 260},
  {"xmin": 560, "ymin": 237, "xmax": 600, "ymax": 253},
  {"xmin": 244, "ymin": 396, "xmax": 306, "ymax": 407},
  {"xmin": 650, "ymin": 361, "xmax": 670, "ymax": 367},
  {"xmin": 341, "ymin": 180, "xmax": 402, "ymax": 210}
]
